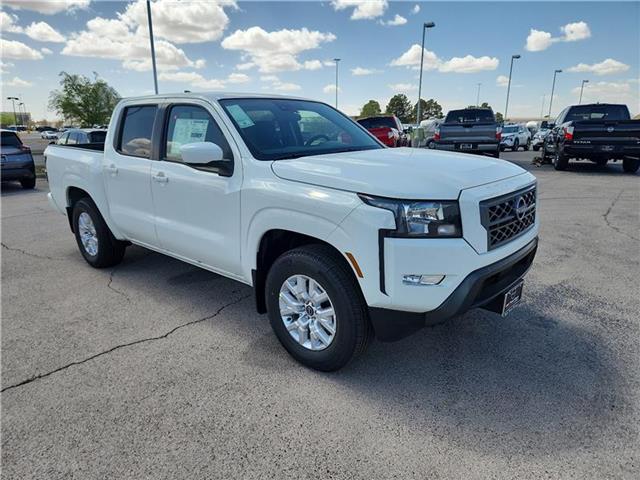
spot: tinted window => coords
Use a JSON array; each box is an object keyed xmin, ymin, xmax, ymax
[
  {"xmin": 502, "ymin": 126, "xmax": 518, "ymax": 134},
  {"xmin": 164, "ymin": 105, "xmax": 233, "ymax": 164},
  {"xmin": 1, "ymin": 131, "xmax": 22, "ymax": 147},
  {"xmin": 67, "ymin": 132, "xmax": 79, "ymax": 145},
  {"xmin": 119, "ymin": 105, "xmax": 157, "ymax": 158},
  {"xmin": 88, "ymin": 131, "xmax": 107, "ymax": 143},
  {"xmin": 565, "ymin": 105, "xmax": 631, "ymax": 122},
  {"xmin": 445, "ymin": 109, "xmax": 495, "ymax": 123},
  {"xmin": 220, "ymin": 98, "xmax": 381, "ymax": 161},
  {"xmin": 358, "ymin": 117, "xmax": 397, "ymax": 129}
]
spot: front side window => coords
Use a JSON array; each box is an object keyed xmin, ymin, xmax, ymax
[
  {"xmin": 220, "ymin": 98, "xmax": 381, "ymax": 161},
  {"xmin": 57, "ymin": 132, "xmax": 69, "ymax": 144},
  {"xmin": 118, "ymin": 105, "xmax": 157, "ymax": 158},
  {"xmin": 164, "ymin": 105, "xmax": 233, "ymax": 165}
]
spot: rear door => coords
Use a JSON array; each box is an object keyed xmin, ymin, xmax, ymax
[
  {"xmin": 103, "ymin": 104, "xmax": 159, "ymax": 246},
  {"xmin": 150, "ymin": 101, "xmax": 242, "ymax": 277}
]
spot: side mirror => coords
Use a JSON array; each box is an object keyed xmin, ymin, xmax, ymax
[{"xmin": 180, "ymin": 142, "xmax": 224, "ymax": 164}]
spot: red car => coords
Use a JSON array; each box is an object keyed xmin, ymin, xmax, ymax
[{"xmin": 357, "ymin": 115, "xmax": 408, "ymax": 147}]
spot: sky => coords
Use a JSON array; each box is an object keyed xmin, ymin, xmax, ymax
[{"xmin": 1, "ymin": 0, "xmax": 639, "ymax": 121}]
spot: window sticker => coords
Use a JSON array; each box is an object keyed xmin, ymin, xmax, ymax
[
  {"xmin": 169, "ymin": 118, "xmax": 209, "ymax": 155},
  {"xmin": 226, "ymin": 104, "xmax": 255, "ymax": 129}
]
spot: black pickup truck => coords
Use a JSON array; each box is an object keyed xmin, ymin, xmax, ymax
[{"xmin": 542, "ymin": 103, "xmax": 640, "ymax": 173}]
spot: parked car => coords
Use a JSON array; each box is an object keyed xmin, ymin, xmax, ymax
[
  {"xmin": 36, "ymin": 126, "xmax": 58, "ymax": 132},
  {"xmin": 500, "ymin": 124, "xmax": 531, "ymax": 151},
  {"xmin": 55, "ymin": 128, "xmax": 107, "ymax": 146},
  {"xmin": 418, "ymin": 118, "xmax": 442, "ymax": 148},
  {"xmin": 357, "ymin": 115, "xmax": 408, "ymax": 147},
  {"xmin": 542, "ymin": 103, "xmax": 640, "ymax": 172},
  {"xmin": 434, "ymin": 107, "xmax": 501, "ymax": 157},
  {"xmin": 1, "ymin": 129, "xmax": 36, "ymax": 189},
  {"xmin": 45, "ymin": 93, "xmax": 539, "ymax": 371},
  {"xmin": 41, "ymin": 130, "xmax": 59, "ymax": 140},
  {"xmin": 531, "ymin": 128, "xmax": 550, "ymax": 151}
]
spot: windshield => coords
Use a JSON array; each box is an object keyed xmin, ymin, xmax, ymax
[
  {"xmin": 502, "ymin": 126, "xmax": 518, "ymax": 134},
  {"xmin": 445, "ymin": 109, "xmax": 495, "ymax": 124},
  {"xmin": 1, "ymin": 131, "xmax": 22, "ymax": 147},
  {"xmin": 565, "ymin": 105, "xmax": 631, "ymax": 121},
  {"xmin": 357, "ymin": 117, "xmax": 396, "ymax": 130},
  {"xmin": 220, "ymin": 98, "xmax": 382, "ymax": 160}
]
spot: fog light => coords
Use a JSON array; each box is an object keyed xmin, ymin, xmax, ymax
[{"xmin": 402, "ymin": 274, "xmax": 445, "ymax": 286}]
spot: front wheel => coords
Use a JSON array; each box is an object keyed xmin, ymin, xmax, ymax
[
  {"xmin": 72, "ymin": 198, "xmax": 126, "ymax": 268},
  {"xmin": 623, "ymin": 157, "xmax": 639, "ymax": 173},
  {"xmin": 553, "ymin": 151, "xmax": 569, "ymax": 171},
  {"xmin": 265, "ymin": 245, "xmax": 372, "ymax": 371}
]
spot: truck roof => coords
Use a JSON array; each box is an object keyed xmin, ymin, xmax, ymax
[{"xmin": 119, "ymin": 91, "xmax": 313, "ymax": 104}]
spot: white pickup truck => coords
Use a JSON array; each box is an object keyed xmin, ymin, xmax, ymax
[{"xmin": 45, "ymin": 93, "xmax": 539, "ymax": 371}]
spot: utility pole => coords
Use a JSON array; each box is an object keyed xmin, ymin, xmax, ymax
[
  {"xmin": 540, "ymin": 94, "xmax": 546, "ymax": 119},
  {"xmin": 6, "ymin": 96, "xmax": 18, "ymax": 127},
  {"xmin": 548, "ymin": 69, "xmax": 562, "ymax": 118},
  {"xmin": 579, "ymin": 79, "xmax": 589, "ymax": 104},
  {"xmin": 146, "ymin": 0, "xmax": 158, "ymax": 94},
  {"xmin": 333, "ymin": 58, "xmax": 340, "ymax": 109},
  {"xmin": 504, "ymin": 54, "xmax": 520, "ymax": 122},
  {"xmin": 416, "ymin": 21, "xmax": 436, "ymax": 124},
  {"xmin": 476, "ymin": 83, "xmax": 482, "ymax": 106}
]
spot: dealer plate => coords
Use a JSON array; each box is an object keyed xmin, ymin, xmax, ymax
[
  {"xmin": 459, "ymin": 143, "xmax": 473, "ymax": 150},
  {"xmin": 501, "ymin": 280, "xmax": 524, "ymax": 317}
]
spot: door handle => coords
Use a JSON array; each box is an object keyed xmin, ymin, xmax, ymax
[
  {"xmin": 105, "ymin": 164, "xmax": 118, "ymax": 175},
  {"xmin": 153, "ymin": 172, "xmax": 169, "ymax": 183}
]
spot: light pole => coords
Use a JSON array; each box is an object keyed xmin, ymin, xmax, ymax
[
  {"xmin": 19, "ymin": 102, "xmax": 25, "ymax": 126},
  {"xmin": 6, "ymin": 96, "xmax": 18, "ymax": 127},
  {"xmin": 579, "ymin": 79, "xmax": 589, "ymax": 104},
  {"xmin": 476, "ymin": 83, "xmax": 482, "ymax": 106},
  {"xmin": 333, "ymin": 58, "xmax": 340, "ymax": 109},
  {"xmin": 540, "ymin": 94, "xmax": 546, "ymax": 119},
  {"xmin": 416, "ymin": 21, "xmax": 436, "ymax": 124},
  {"xmin": 548, "ymin": 69, "xmax": 562, "ymax": 118},
  {"xmin": 146, "ymin": 0, "xmax": 158, "ymax": 94},
  {"xmin": 504, "ymin": 54, "xmax": 520, "ymax": 122}
]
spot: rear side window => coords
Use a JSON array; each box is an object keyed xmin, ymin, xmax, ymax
[
  {"xmin": 118, "ymin": 105, "xmax": 157, "ymax": 158},
  {"xmin": 1, "ymin": 131, "xmax": 22, "ymax": 147},
  {"xmin": 358, "ymin": 117, "xmax": 397, "ymax": 129},
  {"xmin": 89, "ymin": 131, "xmax": 107, "ymax": 143}
]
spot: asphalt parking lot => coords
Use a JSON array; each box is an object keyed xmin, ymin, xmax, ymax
[{"xmin": 1, "ymin": 151, "xmax": 638, "ymax": 479}]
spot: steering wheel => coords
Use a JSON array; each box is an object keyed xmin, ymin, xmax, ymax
[{"xmin": 305, "ymin": 134, "xmax": 330, "ymax": 146}]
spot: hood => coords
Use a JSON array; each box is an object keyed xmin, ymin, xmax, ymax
[{"xmin": 271, "ymin": 147, "xmax": 526, "ymax": 199}]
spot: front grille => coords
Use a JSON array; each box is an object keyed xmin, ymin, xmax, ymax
[{"xmin": 480, "ymin": 185, "xmax": 536, "ymax": 250}]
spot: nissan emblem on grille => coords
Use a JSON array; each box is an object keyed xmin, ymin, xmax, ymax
[{"xmin": 480, "ymin": 186, "xmax": 536, "ymax": 250}]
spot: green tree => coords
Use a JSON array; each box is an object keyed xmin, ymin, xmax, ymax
[
  {"xmin": 359, "ymin": 99, "xmax": 382, "ymax": 118},
  {"xmin": 385, "ymin": 94, "xmax": 412, "ymax": 123},
  {"xmin": 495, "ymin": 112, "xmax": 504, "ymax": 123},
  {"xmin": 49, "ymin": 72, "xmax": 120, "ymax": 126},
  {"xmin": 412, "ymin": 98, "xmax": 443, "ymax": 122}
]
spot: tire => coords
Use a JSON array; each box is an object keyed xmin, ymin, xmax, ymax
[
  {"xmin": 20, "ymin": 176, "xmax": 36, "ymax": 189},
  {"xmin": 491, "ymin": 148, "xmax": 500, "ymax": 158},
  {"xmin": 500, "ymin": 144, "xmax": 506, "ymax": 152},
  {"xmin": 513, "ymin": 139, "xmax": 520, "ymax": 151},
  {"xmin": 265, "ymin": 244, "xmax": 372, "ymax": 371},
  {"xmin": 72, "ymin": 198, "xmax": 126, "ymax": 268},
  {"xmin": 524, "ymin": 139, "xmax": 531, "ymax": 151},
  {"xmin": 427, "ymin": 140, "xmax": 435, "ymax": 149},
  {"xmin": 553, "ymin": 150, "xmax": 569, "ymax": 171},
  {"xmin": 623, "ymin": 157, "xmax": 639, "ymax": 173},
  {"xmin": 533, "ymin": 145, "xmax": 540, "ymax": 152}
]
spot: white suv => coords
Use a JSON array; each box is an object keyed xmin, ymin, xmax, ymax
[{"xmin": 45, "ymin": 93, "xmax": 539, "ymax": 371}]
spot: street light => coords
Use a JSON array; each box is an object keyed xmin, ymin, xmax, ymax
[
  {"xmin": 416, "ymin": 21, "xmax": 436, "ymax": 124},
  {"xmin": 476, "ymin": 83, "xmax": 482, "ymax": 106},
  {"xmin": 548, "ymin": 69, "xmax": 562, "ymax": 118},
  {"xmin": 146, "ymin": 0, "xmax": 158, "ymax": 94},
  {"xmin": 504, "ymin": 54, "xmax": 521, "ymax": 122},
  {"xmin": 19, "ymin": 102, "xmax": 25, "ymax": 126},
  {"xmin": 333, "ymin": 58, "xmax": 341, "ymax": 109},
  {"xmin": 6, "ymin": 96, "xmax": 19, "ymax": 127},
  {"xmin": 540, "ymin": 94, "xmax": 546, "ymax": 119},
  {"xmin": 579, "ymin": 79, "xmax": 589, "ymax": 104}
]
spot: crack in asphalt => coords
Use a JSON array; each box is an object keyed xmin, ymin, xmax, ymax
[
  {"xmin": 0, "ymin": 293, "xmax": 251, "ymax": 394},
  {"xmin": 602, "ymin": 190, "xmax": 639, "ymax": 242},
  {"xmin": 1, "ymin": 242, "xmax": 63, "ymax": 261},
  {"xmin": 107, "ymin": 266, "xmax": 131, "ymax": 302}
]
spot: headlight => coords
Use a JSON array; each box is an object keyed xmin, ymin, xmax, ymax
[{"xmin": 359, "ymin": 194, "xmax": 462, "ymax": 238}]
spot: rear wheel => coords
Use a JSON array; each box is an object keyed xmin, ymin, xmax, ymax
[
  {"xmin": 427, "ymin": 140, "xmax": 435, "ymax": 149},
  {"xmin": 20, "ymin": 176, "xmax": 36, "ymax": 189},
  {"xmin": 553, "ymin": 150, "xmax": 569, "ymax": 171},
  {"xmin": 265, "ymin": 244, "xmax": 371, "ymax": 371},
  {"xmin": 72, "ymin": 198, "xmax": 126, "ymax": 268},
  {"xmin": 623, "ymin": 157, "xmax": 639, "ymax": 173}
]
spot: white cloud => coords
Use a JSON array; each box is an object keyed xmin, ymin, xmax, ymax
[
  {"xmin": 381, "ymin": 14, "xmax": 407, "ymax": 26},
  {"xmin": 303, "ymin": 59, "xmax": 324, "ymax": 70},
  {"xmin": 525, "ymin": 29, "xmax": 554, "ymax": 52},
  {"xmin": 273, "ymin": 82, "xmax": 301, "ymax": 92},
  {"xmin": 159, "ymin": 71, "xmax": 226, "ymax": 90},
  {"xmin": 388, "ymin": 83, "xmax": 416, "ymax": 92},
  {"xmin": 496, "ymin": 75, "xmax": 510, "ymax": 87},
  {"xmin": 41, "ymin": 47, "xmax": 53, "ymax": 55},
  {"xmin": 227, "ymin": 72, "xmax": 250, "ymax": 84},
  {"xmin": 221, "ymin": 26, "xmax": 336, "ymax": 73},
  {"xmin": 4, "ymin": 76, "xmax": 33, "ymax": 87},
  {"xmin": 25, "ymin": 21, "xmax": 66, "ymax": 43},
  {"xmin": 323, "ymin": 84, "xmax": 340, "ymax": 93},
  {"xmin": 412, "ymin": 5, "xmax": 420, "ymax": 14},
  {"xmin": 351, "ymin": 67, "xmax": 380, "ymax": 76},
  {"xmin": 571, "ymin": 80, "xmax": 638, "ymax": 108},
  {"xmin": 331, "ymin": 0, "xmax": 388, "ymax": 20},
  {"xmin": 120, "ymin": 0, "xmax": 237, "ymax": 44},
  {"xmin": 391, "ymin": 45, "xmax": 499, "ymax": 73},
  {"xmin": 561, "ymin": 21, "xmax": 591, "ymax": 42},
  {"xmin": 236, "ymin": 62, "xmax": 255, "ymax": 71},
  {"xmin": 567, "ymin": 58, "xmax": 630, "ymax": 76},
  {"xmin": 0, "ymin": 11, "xmax": 23, "ymax": 33},
  {"xmin": 260, "ymin": 75, "xmax": 279, "ymax": 82},
  {"xmin": 0, "ymin": 38, "xmax": 43, "ymax": 60},
  {"xmin": 526, "ymin": 21, "xmax": 591, "ymax": 52},
  {"xmin": 1, "ymin": 61, "xmax": 15, "ymax": 73},
  {"xmin": 2, "ymin": 0, "xmax": 90, "ymax": 15}
]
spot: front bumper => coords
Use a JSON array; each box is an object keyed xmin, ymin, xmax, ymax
[{"xmin": 369, "ymin": 237, "xmax": 538, "ymax": 341}]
